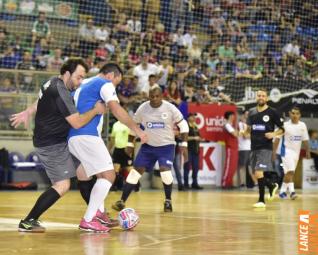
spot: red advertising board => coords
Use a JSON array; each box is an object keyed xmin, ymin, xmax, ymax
[{"xmin": 188, "ymin": 103, "xmax": 237, "ymax": 142}]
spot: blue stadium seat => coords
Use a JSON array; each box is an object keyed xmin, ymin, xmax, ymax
[
  {"xmin": 26, "ymin": 152, "xmax": 40, "ymax": 163},
  {"xmin": 257, "ymin": 33, "xmax": 272, "ymax": 42},
  {"xmin": 8, "ymin": 152, "xmax": 25, "ymax": 166}
]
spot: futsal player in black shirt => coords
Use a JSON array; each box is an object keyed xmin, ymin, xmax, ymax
[
  {"xmin": 11, "ymin": 58, "xmax": 106, "ymax": 232},
  {"xmin": 242, "ymin": 88, "xmax": 284, "ymax": 208}
]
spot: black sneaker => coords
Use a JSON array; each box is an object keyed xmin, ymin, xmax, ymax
[
  {"xmin": 164, "ymin": 200, "xmax": 173, "ymax": 212},
  {"xmin": 111, "ymin": 200, "xmax": 125, "ymax": 211},
  {"xmin": 192, "ymin": 184, "xmax": 204, "ymax": 190},
  {"xmin": 18, "ymin": 219, "xmax": 45, "ymax": 233}
]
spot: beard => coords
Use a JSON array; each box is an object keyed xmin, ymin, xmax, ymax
[{"xmin": 257, "ymin": 100, "xmax": 266, "ymax": 106}]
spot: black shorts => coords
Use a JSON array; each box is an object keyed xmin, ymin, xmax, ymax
[
  {"xmin": 239, "ymin": 150, "xmax": 250, "ymax": 167},
  {"xmin": 250, "ymin": 149, "xmax": 274, "ymax": 172},
  {"xmin": 112, "ymin": 148, "xmax": 133, "ymax": 168}
]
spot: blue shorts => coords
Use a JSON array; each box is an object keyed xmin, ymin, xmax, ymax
[{"xmin": 134, "ymin": 144, "xmax": 175, "ymax": 171}]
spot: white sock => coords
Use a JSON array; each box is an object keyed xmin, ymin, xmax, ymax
[
  {"xmin": 280, "ymin": 182, "xmax": 288, "ymax": 193},
  {"xmin": 84, "ymin": 178, "xmax": 112, "ymax": 222},
  {"xmin": 98, "ymin": 204, "xmax": 105, "ymax": 213},
  {"xmin": 288, "ymin": 182, "xmax": 295, "ymax": 193}
]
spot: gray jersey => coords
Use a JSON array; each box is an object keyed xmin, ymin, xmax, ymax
[{"xmin": 134, "ymin": 100, "xmax": 183, "ymax": 146}]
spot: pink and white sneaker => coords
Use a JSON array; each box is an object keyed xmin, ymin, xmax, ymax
[
  {"xmin": 95, "ymin": 210, "xmax": 119, "ymax": 228},
  {"xmin": 79, "ymin": 217, "xmax": 111, "ymax": 233}
]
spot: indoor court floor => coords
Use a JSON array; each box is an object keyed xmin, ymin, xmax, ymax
[{"xmin": 0, "ymin": 189, "xmax": 316, "ymax": 255}]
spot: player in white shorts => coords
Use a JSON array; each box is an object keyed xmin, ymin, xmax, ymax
[
  {"xmin": 68, "ymin": 63, "xmax": 147, "ymax": 232},
  {"xmin": 273, "ymin": 106, "xmax": 310, "ymax": 200}
]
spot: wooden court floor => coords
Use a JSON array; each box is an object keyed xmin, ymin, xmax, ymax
[{"xmin": 0, "ymin": 189, "xmax": 317, "ymax": 255}]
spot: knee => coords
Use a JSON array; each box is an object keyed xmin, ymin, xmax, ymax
[
  {"xmin": 160, "ymin": 170, "xmax": 173, "ymax": 185},
  {"xmin": 53, "ymin": 180, "xmax": 70, "ymax": 196},
  {"xmin": 126, "ymin": 168, "xmax": 143, "ymax": 184}
]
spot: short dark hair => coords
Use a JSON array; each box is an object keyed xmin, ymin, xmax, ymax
[
  {"xmin": 60, "ymin": 58, "xmax": 89, "ymax": 75},
  {"xmin": 309, "ymin": 129, "xmax": 318, "ymax": 137},
  {"xmin": 224, "ymin": 111, "xmax": 235, "ymax": 120},
  {"xmin": 149, "ymin": 74, "xmax": 156, "ymax": 80},
  {"xmin": 257, "ymin": 88, "xmax": 268, "ymax": 95},
  {"xmin": 290, "ymin": 106, "xmax": 301, "ymax": 113},
  {"xmin": 99, "ymin": 63, "xmax": 123, "ymax": 77}
]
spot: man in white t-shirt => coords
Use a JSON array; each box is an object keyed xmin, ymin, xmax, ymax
[
  {"xmin": 273, "ymin": 106, "xmax": 310, "ymax": 200},
  {"xmin": 133, "ymin": 54, "xmax": 162, "ymax": 94}
]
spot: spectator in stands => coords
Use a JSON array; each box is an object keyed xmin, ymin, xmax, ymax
[
  {"xmin": 182, "ymin": 26, "xmax": 197, "ymax": 48},
  {"xmin": 16, "ymin": 51, "xmax": 35, "ymax": 92},
  {"xmin": 117, "ymin": 76, "xmax": 142, "ymax": 107},
  {"xmin": 32, "ymin": 38, "xmax": 50, "ymax": 70},
  {"xmin": 153, "ymin": 23, "xmax": 168, "ymax": 50},
  {"xmin": 206, "ymin": 76, "xmax": 232, "ymax": 103},
  {"xmin": 187, "ymin": 39, "xmax": 202, "ymax": 61},
  {"xmin": 95, "ymin": 24, "xmax": 111, "ymax": 42},
  {"xmin": 235, "ymin": 60, "xmax": 262, "ymax": 80},
  {"xmin": 47, "ymin": 48, "xmax": 63, "ymax": 72},
  {"xmin": 88, "ymin": 57, "xmax": 107, "ymax": 74},
  {"xmin": 127, "ymin": 13, "xmax": 142, "ymax": 34},
  {"xmin": 236, "ymin": 36, "xmax": 255, "ymax": 60},
  {"xmin": 0, "ymin": 46, "xmax": 20, "ymax": 69},
  {"xmin": 79, "ymin": 18, "xmax": 97, "ymax": 58},
  {"xmin": 0, "ymin": 31, "xmax": 8, "ymax": 57},
  {"xmin": 113, "ymin": 13, "xmax": 130, "ymax": 41},
  {"xmin": 218, "ymin": 39, "xmax": 235, "ymax": 73},
  {"xmin": 163, "ymin": 79, "xmax": 182, "ymax": 106},
  {"xmin": 31, "ymin": 12, "xmax": 51, "ymax": 47},
  {"xmin": 133, "ymin": 53, "xmax": 162, "ymax": 94},
  {"xmin": 157, "ymin": 57, "xmax": 174, "ymax": 91},
  {"xmin": 63, "ymin": 39, "xmax": 80, "ymax": 59},
  {"xmin": 193, "ymin": 85, "xmax": 210, "ymax": 104},
  {"xmin": 181, "ymin": 82, "xmax": 195, "ymax": 102},
  {"xmin": 282, "ymin": 37, "xmax": 300, "ymax": 59},
  {"xmin": 0, "ymin": 77, "xmax": 16, "ymax": 93},
  {"xmin": 209, "ymin": 7, "xmax": 226, "ymax": 37},
  {"xmin": 171, "ymin": 28, "xmax": 186, "ymax": 47}
]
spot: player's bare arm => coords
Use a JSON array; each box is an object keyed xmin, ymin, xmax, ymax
[
  {"xmin": 265, "ymin": 127, "xmax": 284, "ymax": 139},
  {"xmin": 108, "ymin": 100, "xmax": 148, "ymax": 144},
  {"xmin": 303, "ymin": 140, "xmax": 311, "ymax": 159},
  {"xmin": 66, "ymin": 101, "xmax": 106, "ymax": 129}
]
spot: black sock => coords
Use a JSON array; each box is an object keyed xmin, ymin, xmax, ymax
[
  {"xmin": 258, "ymin": 178, "xmax": 265, "ymax": 203},
  {"xmin": 163, "ymin": 183, "xmax": 172, "ymax": 200},
  {"xmin": 121, "ymin": 183, "xmax": 136, "ymax": 202},
  {"xmin": 25, "ymin": 188, "xmax": 60, "ymax": 221},
  {"xmin": 78, "ymin": 179, "xmax": 96, "ymax": 205}
]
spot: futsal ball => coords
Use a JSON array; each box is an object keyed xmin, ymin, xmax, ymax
[{"xmin": 118, "ymin": 208, "xmax": 140, "ymax": 230}]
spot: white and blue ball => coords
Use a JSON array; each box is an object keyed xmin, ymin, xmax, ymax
[{"xmin": 118, "ymin": 208, "xmax": 140, "ymax": 230}]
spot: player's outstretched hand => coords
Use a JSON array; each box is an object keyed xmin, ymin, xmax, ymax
[{"xmin": 10, "ymin": 110, "xmax": 31, "ymax": 129}]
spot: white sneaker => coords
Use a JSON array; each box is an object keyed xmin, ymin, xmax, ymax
[{"xmin": 253, "ymin": 202, "xmax": 266, "ymax": 208}]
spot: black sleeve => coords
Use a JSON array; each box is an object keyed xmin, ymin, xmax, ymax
[
  {"xmin": 246, "ymin": 111, "xmax": 252, "ymax": 126},
  {"xmin": 272, "ymin": 109, "xmax": 284, "ymax": 129},
  {"xmin": 56, "ymin": 84, "xmax": 77, "ymax": 118}
]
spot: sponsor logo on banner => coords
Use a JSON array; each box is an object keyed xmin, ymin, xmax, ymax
[
  {"xmin": 292, "ymin": 89, "xmax": 318, "ymax": 105},
  {"xmin": 188, "ymin": 103, "xmax": 237, "ymax": 141}
]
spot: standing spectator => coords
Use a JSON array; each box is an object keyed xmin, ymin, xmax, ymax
[
  {"xmin": 157, "ymin": 57, "xmax": 174, "ymax": 91},
  {"xmin": 79, "ymin": 18, "xmax": 97, "ymax": 58},
  {"xmin": 63, "ymin": 39, "xmax": 80, "ymax": 59},
  {"xmin": 222, "ymin": 111, "xmax": 239, "ymax": 188},
  {"xmin": 184, "ymin": 113, "xmax": 203, "ymax": 190},
  {"xmin": 206, "ymin": 76, "xmax": 232, "ymax": 103},
  {"xmin": 95, "ymin": 24, "xmax": 110, "ymax": 42},
  {"xmin": 133, "ymin": 53, "xmax": 162, "ymax": 94},
  {"xmin": 31, "ymin": 12, "xmax": 51, "ymax": 47},
  {"xmin": 127, "ymin": 13, "xmax": 142, "ymax": 34}
]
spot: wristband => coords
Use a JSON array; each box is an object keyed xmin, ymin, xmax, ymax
[
  {"xmin": 126, "ymin": 142, "xmax": 134, "ymax": 148},
  {"xmin": 179, "ymin": 141, "xmax": 188, "ymax": 147}
]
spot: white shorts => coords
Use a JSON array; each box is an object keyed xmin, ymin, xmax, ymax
[
  {"xmin": 281, "ymin": 149, "xmax": 299, "ymax": 173},
  {"xmin": 68, "ymin": 135, "xmax": 114, "ymax": 177}
]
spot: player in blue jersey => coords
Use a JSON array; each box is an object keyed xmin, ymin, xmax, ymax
[
  {"xmin": 68, "ymin": 63, "xmax": 147, "ymax": 232},
  {"xmin": 112, "ymin": 86, "xmax": 189, "ymax": 212}
]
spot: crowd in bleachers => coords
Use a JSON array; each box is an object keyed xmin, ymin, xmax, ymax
[{"xmin": 0, "ymin": 0, "xmax": 318, "ymax": 105}]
